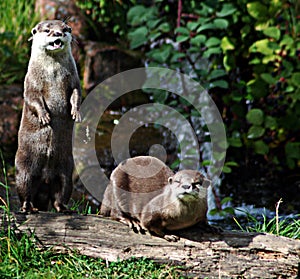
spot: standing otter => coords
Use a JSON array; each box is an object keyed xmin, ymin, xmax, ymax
[
  {"xmin": 15, "ymin": 20, "xmax": 81, "ymax": 212},
  {"xmin": 100, "ymin": 156, "xmax": 211, "ymax": 241}
]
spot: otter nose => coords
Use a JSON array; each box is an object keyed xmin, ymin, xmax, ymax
[{"xmin": 182, "ymin": 184, "xmax": 191, "ymax": 190}]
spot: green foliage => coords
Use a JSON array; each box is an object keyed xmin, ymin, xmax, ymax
[
  {"xmin": 209, "ymin": 196, "xmax": 235, "ymax": 216},
  {"xmin": 234, "ymin": 211, "xmax": 300, "ymax": 239},
  {"xmin": 0, "ymin": 0, "xmax": 39, "ymax": 84},
  {"xmin": 0, "ymin": 229, "xmax": 182, "ymax": 279},
  {"xmin": 126, "ymin": 0, "xmax": 300, "ymax": 171},
  {"xmin": 69, "ymin": 197, "xmax": 93, "ymax": 214},
  {"xmin": 75, "ymin": 0, "xmax": 137, "ymax": 40},
  {"xmin": 0, "ymin": 151, "xmax": 182, "ymax": 278}
]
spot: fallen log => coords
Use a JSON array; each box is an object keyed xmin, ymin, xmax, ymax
[{"xmin": 1, "ymin": 211, "xmax": 299, "ymax": 278}]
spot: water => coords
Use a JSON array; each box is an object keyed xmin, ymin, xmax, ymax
[{"xmin": 73, "ymin": 90, "xmax": 299, "ymax": 230}]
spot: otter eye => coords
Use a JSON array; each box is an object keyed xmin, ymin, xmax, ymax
[
  {"xmin": 192, "ymin": 182, "xmax": 201, "ymax": 188},
  {"xmin": 63, "ymin": 27, "xmax": 71, "ymax": 33},
  {"xmin": 44, "ymin": 29, "xmax": 50, "ymax": 33}
]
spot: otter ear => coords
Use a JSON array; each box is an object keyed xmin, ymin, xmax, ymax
[
  {"xmin": 31, "ymin": 28, "xmax": 37, "ymax": 36},
  {"xmin": 29, "ymin": 28, "xmax": 37, "ymax": 41},
  {"xmin": 168, "ymin": 176, "xmax": 173, "ymax": 184}
]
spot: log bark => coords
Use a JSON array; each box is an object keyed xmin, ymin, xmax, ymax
[{"xmin": 1, "ymin": 211, "xmax": 299, "ymax": 278}]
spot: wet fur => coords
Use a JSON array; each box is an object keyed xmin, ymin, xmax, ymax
[{"xmin": 15, "ymin": 20, "xmax": 81, "ymax": 212}]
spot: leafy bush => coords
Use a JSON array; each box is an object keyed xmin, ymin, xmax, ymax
[
  {"xmin": 125, "ymin": 0, "xmax": 300, "ymax": 172},
  {"xmin": 75, "ymin": 0, "xmax": 137, "ymax": 41}
]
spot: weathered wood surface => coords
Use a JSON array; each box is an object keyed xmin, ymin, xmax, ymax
[{"xmin": 1, "ymin": 211, "xmax": 299, "ymax": 278}]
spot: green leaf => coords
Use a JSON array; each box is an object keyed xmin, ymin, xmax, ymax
[
  {"xmin": 264, "ymin": 116, "xmax": 277, "ymax": 130},
  {"xmin": 221, "ymin": 196, "xmax": 233, "ymax": 204},
  {"xmin": 223, "ymin": 54, "xmax": 235, "ymax": 71},
  {"xmin": 263, "ymin": 27, "xmax": 281, "ymax": 40},
  {"xmin": 261, "ymin": 73, "xmax": 276, "ymax": 84},
  {"xmin": 158, "ymin": 22, "xmax": 170, "ymax": 33},
  {"xmin": 187, "ymin": 21, "xmax": 200, "ymax": 31},
  {"xmin": 170, "ymin": 52, "xmax": 186, "ymax": 63},
  {"xmin": 225, "ymin": 161, "xmax": 239, "ymax": 167},
  {"xmin": 285, "ymin": 142, "xmax": 300, "ymax": 159},
  {"xmin": 213, "ymin": 18, "xmax": 229, "ymax": 29},
  {"xmin": 205, "ymin": 37, "xmax": 221, "ymax": 47},
  {"xmin": 247, "ymin": 2, "xmax": 268, "ymax": 20},
  {"xmin": 222, "ymin": 166, "xmax": 232, "ymax": 173},
  {"xmin": 208, "ymin": 69, "xmax": 227, "ymax": 80},
  {"xmin": 291, "ymin": 72, "xmax": 300, "ymax": 86},
  {"xmin": 209, "ymin": 80, "xmax": 228, "ymax": 89},
  {"xmin": 286, "ymin": 158, "xmax": 295, "ymax": 169},
  {"xmin": 221, "ymin": 36, "xmax": 235, "ymax": 52},
  {"xmin": 246, "ymin": 109, "xmax": 264, "ymax": 125},
  {"xmin": 201, "ymin": 160, "xmax": 212, "ymax": 167},
  {"xmin": 247, "ymin": 79, "xmax": 269, "ymax": 98},
  {"xmin": 203, "ymin": 47, "xmax": 222, "ymax": 58},
  {"xmin": 175, "ymin": 26, "xmax": 190, "ymax": 35},
  {"xmin": 197, "ymin": 23, "xmax": 215, "ymax": 32},
  {"xmin": 248, "ymin": 125, "xmax": 265, "ymax": 139},
  {"xmin": 176, "ymin": 35, "xmax": 189, "ymax": 43},
  {"xmin": 152, "ymin": 90, "xmax": 168, "ymax": 103},
  {"xmin": 128, "ymin": 26, "xmax": 148, "ymax": 48},
  {"xmin": 227, "ymin": 137, "xmax": 242, "ymax": 147},
  {"xmin": 285, "ymin": 85, "xmax": 294, "ymax": 93},
  {"xmin": 190, "ymin": 34, "xmax": 206, "ymax": 46},
  {"xmin": 216, "ymin": 3, "xmax": 237, "ymax": 17},
  {"xmin": 127, "ymin": 5, "xmax": 147, "ymax": 25},
  {"xmin": 249, "ymin": 39, "xmax": 274, "ymax": 55},
  {"xmin": 147, "ymin": 19, "xmax": 161, "ymax": 29},
  {"xmin": 267, "ymin": 41, "xmax": 280, "ymax": 51},
  {"xmin": 148, "ymin": 31, "xmax": 161, "ymax": 41},
  {"xmin": 254, "ymin": 140, "xmax": 269, "ymax": 155},
  {"xmin": 222, "ymin": 207, "xmax": 235, "ymax": 215},
  {"xmin": 280, "ymin": 35, "xmax": 294, "ymax": 48},
  {"xmin": 150, "ymin": 45, "xmax": 172, "ymax": 63}
]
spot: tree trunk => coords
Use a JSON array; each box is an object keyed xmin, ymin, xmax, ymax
[{"xmin": 2, "ymin": 211, "xmax": 299, "ymax": 278}]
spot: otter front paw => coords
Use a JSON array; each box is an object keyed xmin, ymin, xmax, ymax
[
  {"xmin": 71, "ymin": 109, "xmax": 81, "ymax": 122},
  {"xmin": 38, "ymin": 112, "xmax": 50, "ymax": 125}
]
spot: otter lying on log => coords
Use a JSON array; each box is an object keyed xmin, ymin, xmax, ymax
[{"xmin": 100, "ymin": 156, "xmax": 211, "ymax": 241}]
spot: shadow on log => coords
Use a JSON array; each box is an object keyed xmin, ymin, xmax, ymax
[{"xmin": 1, "ymin": 211, "xmax": 299, "ymax": 278}]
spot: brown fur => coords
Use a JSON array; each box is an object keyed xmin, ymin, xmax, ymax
[
  {"xmin": 100, "ymin": 156, "xmax": 211, "ymax": 241},
  {"xmin": 15, "ymin": 20, "xmax": 81, "ymax": 212}
]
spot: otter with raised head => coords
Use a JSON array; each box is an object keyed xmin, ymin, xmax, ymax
[
  {"xmin": 100, "ymin": 156, "xmax": 211, "ymax": 241},
  {"xmin": 15, "ymin": 20, "xmax": 81, "ymax": 212}
]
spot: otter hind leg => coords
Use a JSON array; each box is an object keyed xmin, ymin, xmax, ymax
[
  {"xmin": 50, "ymin": 172, "xmax": 73, "ymax": 213},
  {"xmin": 33, "ymin": 178, "xmax": 50, "ymax": 211},
  {"xmin": 15, "ymin": 153, "xmax": 39, "ymax": 213}
]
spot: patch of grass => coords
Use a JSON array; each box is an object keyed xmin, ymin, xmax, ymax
[
  {"xmin": 0, "ymin": 151, "xmax": 182, "ymax": 278},
  {"xmin": 233, "ymin": 202, "xmax": 300, "ymax": 239},
  {"xmin": 69, "ymin": 196, "xmax": 94, "ymax": 215},
  {"xmin": 0, "ymin": 245, "xmax": 182, "ymax": 279}
]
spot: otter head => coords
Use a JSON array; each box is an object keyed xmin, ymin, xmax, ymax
[
  {"xmin": 168, "ymin": 170, "xmax": 211, "ymax": 202},
  {"xmin": 30, "ymin": 20, "xmax": 72, "ymax": 53}
]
